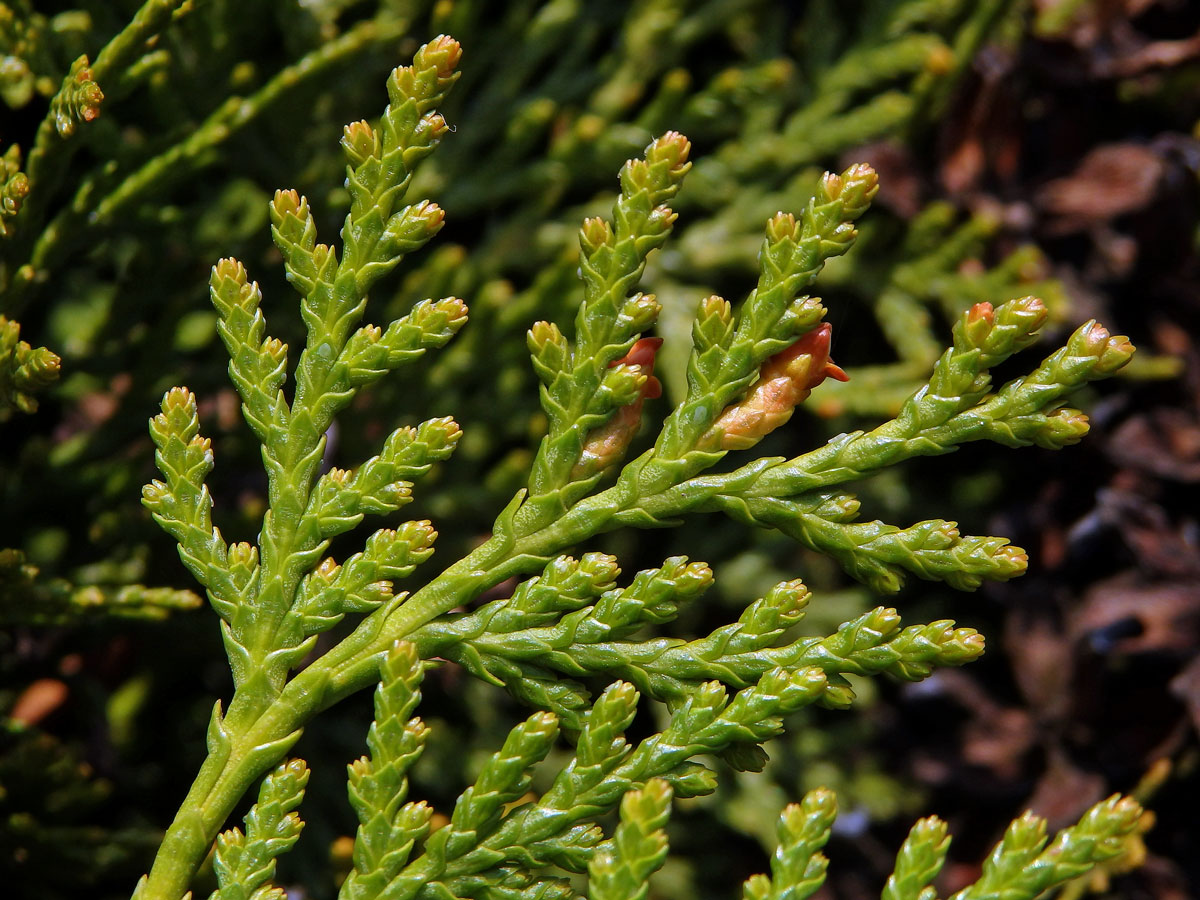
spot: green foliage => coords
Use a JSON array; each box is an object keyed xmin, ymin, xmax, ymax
[
  {"xmin": 207, "ymin": 758, "xmax": 310, "ymax": 900},
  {"xmin": 420, "ymin": 558, "xmax": 986, "ymax": 730},
  {"xmin": 0, "ymin": 4, "xmax": 1159, "ymax": 899},
  {"xmin": 587, "ymin": 778, "xmax": 672, "ymax": 900},
  {"xmin": 573, "ymin": 782, "xmax": 1146, "ymax": 900},
  {"xmin": 0, "ymin": 313, "xmax": 58, "ymax": 418},
  {"xmin": 0, "ymin": 0, "xmax": 1046, "ymax": 614},
  {"xmin": 950, "ymin": 796, "xmax": 1148, "ymax": 900},
  {"xmin": 741, "ymin": 791, "xmax": 1147, "ymax": 900},
  {"xmin": 884, "ymin": 816, "xmax": 951, "ymax": 900},
  {"xmin": 342, "ymin": 642, "xmax": 433, "ymax": 900},
  {"xmin": 742, "ymin": 788, "xmax": 837, "ymax": 900},
  {"xmin": 114, "ymin": 28, "xmax": 1142, "ymax": 900},
  {"xmin": 816, "ymin": 203, "xmax": 1068, "ymax": 417},
  {"xmin": 0, "ymin": 147, "xmax": 30, "ymax": 239}
]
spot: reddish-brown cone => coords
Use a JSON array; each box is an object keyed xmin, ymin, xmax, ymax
[
  {"xmin": 573, "ymin": 338, "xmax": 663, "ymax": 477},
  {"xmin": 702, "ymin": 323, "xmax": 848, "ymax": 451}
]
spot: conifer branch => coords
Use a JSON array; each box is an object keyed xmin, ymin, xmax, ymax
[
  {"xmin": 0, "ymin": 313, "xmax": 58, "ymax": 418},
  {"xmin": 131, "ymin": 26, "xmax": 1141, "ymax": 900},
  {"xmin": 8, "ymin": 0, "xmax": 187, "ymax": 297},
  {"xmin": 7, "ymin": 14, "xmax": 409, "ymax": 319},
  {"xmin": 342, "ymin": 643, "xmax": 431, "ymax": 900},
  {"xmin": 143, "ymin": 37, "xmax": 467, "ymax": 699},
  {"xmin": 0, "ymin": 548, "xmax": 200, "ymax": 625},
  {"xmin": 883, "ymin": 816, "xmax": 951, "ymax": 900},
  {"xmin": 652, "ymin": 165, "xmax": 878, "ymax": 469},
  {"xmin": 0, "ymin": 146, "xmax": 30, "ymax": 240},
  {"xmin": 333, "ymin": 704, "xmax": 1144, "ymax": 900},
  {"xmin": 209, "ymin": 759, "xmax": 309, "ymax": 900},
  {"xmin": 305, "ymin": 417, "xmax": 462, "ymax": 541},
  {"xmin": 138, "ymin": 39, "xmax": 468, "ymax": 899},
  {"xmin": 141, "ymin": 388, "xmax": 239, "ymax": 619},
  {"xmin": 587, "ymin": 779, "xmax": 673, "ymax": 900},
  {"xmin": 522, "ymin": 132, "xmax": 690, "ymax": 522},
  {"xmin": 951, "ymin": 796, "xmax": 1147, "ymax": 900},
  {"xmin": 372, "ymin": 667, "xmax": 833, "ymax": 898},
  {"xmin": 739, "ymin": 792, "xmax": 1145, "ymax": 900},
  {"xmin": 743, "ymin": 789, "xmax": 837, "ymax": 900},
  {"xmin": 419, "ymin": 565, "xmax": 984, "ymax": 721}
]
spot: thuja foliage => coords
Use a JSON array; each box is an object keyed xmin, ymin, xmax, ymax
[
  {"xmin": 0, "ymin": 0, "xmax": 429, "ymax": 635},
  {"xmin": 127, "ymin": 34, "xmax": 1146, "ymax": 900},
  {"xmin": 0, "ymin": 313, "xmax": 58, "ymax": 419},
  {"xmin": 0, "ymin": 0, "xmax": 1046, "ymax": 622},
  {"xmin": 0, "ymin": 6, "xmax": 1073, "ymax": 886}
]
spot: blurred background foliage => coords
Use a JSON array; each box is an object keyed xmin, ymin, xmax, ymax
[{"xmin": 2, "ymin": 0, "xmax": 1199, "ymax": 897}]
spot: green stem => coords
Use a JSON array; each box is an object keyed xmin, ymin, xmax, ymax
[
  {"xmin": 141, "ymin": 402, "xmax": 743, "ymax": 898},
  {"xmin": 136, "ymin": 548, "xmax": 501, "ymax": 899},
  {"xmin": 140, "ymin": 686, "xmax": 298, "ymax": 900},
  {"xmin": 141, "ymin": 747, "xmax": 229, "ymax": 899},
  {"xmin": 135, "ymin": 464, "xmax": 657, "ymax": 899}
]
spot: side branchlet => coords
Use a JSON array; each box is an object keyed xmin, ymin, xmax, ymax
[
  {"xmin": 652, "ymin": 165, "xmax": 878, "ymax": 471},
  {"xmin": 416, "ymin": 560, "xmax": 984, "ymax": 731},
  {"xmin": 145, "ymin": 37, "xmax": 466, "ymax": 699},
  {"xmin": 884, "ymin": 816, "xmax": 951, "ymax": 900},
  {"xmin": 951, "ymin": 796, "xmax": 1148, "ymax": 900},
  {"xmin": 743, "ymin": 788, "xmax": 837, "ymax": 900},
  {"xmin": 523, "ymin": 132, "xmax": 691, "ymax": 520},
  {"xmin": 134, "ymin": 29, "xmax": 1140, "ymax": 900},
  {"xmin": 0, "ymin": 313, "xmax": 59, "ymax": 418},
  {"xmin": 0, "ymin": 146, "xmax": 31, "ymax": 239},
  {"xmin": 0, "ymin": 547, "xmax": 200, "ymax": 625},
  {"xmin": 740, "ymin": 791, "xmax": 1145, "ymax": 900},
  {"xmin": 587, "ymin": 778, "xmax": 673, "ymax": 900},
  {"xmin": 342, "ymin": 642, "xmax": 432, "ymax": 900},
  {"xmin": 49, "ymin": 55, "xmax": 103, "ymax": 137},
  {"xmin": 210, "ymin": 758, "xmax": 310, "ymax": 900}
]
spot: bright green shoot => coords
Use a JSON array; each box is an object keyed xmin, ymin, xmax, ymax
[{"xmin": 134, "ymin": 34, "xmax": 1139, "ymax": 900}]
